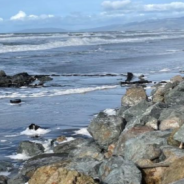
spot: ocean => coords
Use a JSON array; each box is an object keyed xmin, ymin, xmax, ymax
[{"xmin": 0, "ymin": 30, "xmax": 184, "ymax": 168}]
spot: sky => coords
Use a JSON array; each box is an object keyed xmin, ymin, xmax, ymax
[{"xmin": 0, "ymin": 0, "xmax": 184, "ymax": 32}]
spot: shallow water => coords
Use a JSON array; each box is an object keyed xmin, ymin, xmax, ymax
[{"xmin": 0, "ymin": 30, "xmax": 184, "ymax": 166}]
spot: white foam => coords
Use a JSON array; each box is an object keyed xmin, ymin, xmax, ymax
[
  {"xmin": 1, "ymin": 33, "xmax": 184, "ymax": 53},
  {"xmin": 103, "ymin": 109, "xmax": 116, "ymax": 116},
  {"xmin": 159, "ymin": 68, "xmax": 171, "ymax": 72},
  {"xmin": 20, "ymin": 128, "xmax": 50, "ymax": 136},
  {"xmin": 31, "ymin": 139, "xmax": 53, "ymax": 153},
  {"xmin": 7, "ymin": 151, "xmax": 31, "ymax": 160},
  {"xmin": 74, "ymin": 128, "xmax": 91, "ymax": 137},
  {"xmin": 0, "ymin": 171, "xmax": 11, "ymax": 176},
  {"xmin": 4, "ymin": 134, "xmax": 19, "ymax": 138},
  {"xmin": 0, "ymin": 85, "xmax": 118, "ymax": 99},
  {"xmin": 0, "ymin": 140, "xmax": 7, "ymax": 142}
]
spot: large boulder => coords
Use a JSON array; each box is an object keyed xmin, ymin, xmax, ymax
[
  {"xmin": 98, "ymin": 156, "xmax": 142, "ymax": 184},
  {"xmin": 53, "ymin": 138, "xmax": 104, "ymax": 161},
  {"xmin": 159, "ymin": 106, "xmax": 184, "ymax": 130},
  {"xmin": 17, "ymin": 141, "xmax": 44, "ymax": 157},
  {"xmin": 121, "ymin": 86, "xmax": 148, "ymax": 106},
  {"xmin": 162, "ymin": 157, "xmax": 184, "ymax": 184},
  {"xmin": 88, "ymin": 111, "xmax": 125, "ymax": 149},
  {"xmin": 28, "ymin": 166, "xmax": 99, "ymax": 184},
  {"xmin": 171, "ymin": 75, "xmax": 183, "ymax": 83},
  {"xmin": 173, "ymin": 124, "xmax": 184, "ymax": 142},
  {"xmin": 164, "ymin": 81, "xmax": 184, "ymax": 105},
  {"xmin": 115, "ymin": 131, "xmax": 170, "ymax": 163}
]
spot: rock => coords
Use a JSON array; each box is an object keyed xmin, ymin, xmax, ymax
[
  {"xmin": 116, "ymin": 105, "xmax": 129, "ymax": 116},
  {"xmin": 0, "ymin": 77, "xmax": 11, "ymax": 87},
  {"xmin": 159, "ymin": 106, "xmax": 184, "ymax": 130},
  {"xmin": 162, "ymin": 157, "xmax": 184, "ymax": 184},
  {"xmin": 7, "ymin": 175, "xmax": 29, "ymax": 184},
  {"xmin": 104, "ymin": 144, "xmax": 116, "ymax": 158},
  {"xmin": 121, "ymin": 86, "xmax": 148, "ymax": 106},
  {"xmin": 17, "ymin": 141, "xmax": 44, "ymax": 157},
  {"xmin": 167, "ymin": 128, "xmax": 181, "ymax": 147},
  {"xmin": 142, "ymin": 167, "xmax": 167, "ymax": 184},
  {"xmin": 66, "ymin": 157, "xmax": 101, "ymax": 179},
  {"xmin": 28, "ymin": 166, "xmax": 99, "ymax": 184},
  {"xmin": 171, "ymin": 179, "xmax": 184, "ymax": 184},
  {"xmin": 171, "ymin": 75, "xmax": 183, "ymax": 83},
  {"xmin": 10, "ymin": 99, "xmax": 21, "ymax": 104},
  {"xmin": 164, "ymin": 81, "xmax": 184, "ymax": 105},
  {"xmin": 54, "ymin": 138, "xmax": 104, "ymax": 161},
  {"xmin": 173, "ymin": 124, "xmax": 184, "ymax": 142},
  {"xmin": 0, "ymin": 70, "xmax": 6, "ymax": 77},
  {"xmin": 121, "ymin": 100, "xmax": 151, "ymax": 122},
  {"xmin": 114, "ymin": 126, "xmax": 154, "ymax": 156},
  {"xmin": 98, "ymin": 156, "xmax": 142, "ymax": 184},
  {"xmin": 21, "ymin": 153, "xmax": 69, "ymax": 178},
  {"xmin": 125, "ymin": 102, "xmax": 166, "ymax": 130},
  {"xmin": 34, "ymin": 75, "xmax": 53, "ymax": 82},
  {"xmin": 11, "ymin": 72, "xmax": 35, "ymax": 87},
  {"xmin": 56, "ymin": 136, "xmax": 67, "ymax": 142},
  {"xmin": 0, "ymin": 161, "xmax": 13, "ymax": 172},
  {"xmin": 87, "ymin": 111, "xmax": 125, "ymax": 149},
  {"xmin": 116, "ymin": 131, "xmax": 170, "ymax": 163},
  {"xmin": 152, "ymin": 87, "xmax": 165, "ymax": 103},
  {"xmin": 0, "ymin": 176, "xmax": 8, "ymax": 184}
]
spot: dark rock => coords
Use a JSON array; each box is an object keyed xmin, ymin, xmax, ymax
[
  {"xmin": 10, "ymin": 99, "xmax": 21, "ymax": 104},
  {"xmin": 17, "ymin": 141, "xmax": 44, "ymax": 157},
  {"xmin": 0, "ymin": 161, "xmax": 13, "ymax": 172},
  {"xmin": 88, "ymin": 112, "xmax": 125, "ymax": 149},
  {"xmin": 7, "ymin": 175, "xmax": 28, "ymax": 184},
  {"xmin": 98, "ymin": 156, "xmax": 142, "ymax": 184},
  {"xmin": 125, "ymin": 72, "xmax": 134, "ymax": 82},
  {"xmin": 28, "ymin": 124, "xmax": 40, "ymax": 130},
  {"xmin": 0, "ymin": 176, "xmax": 8, "ymax": 184},
  {"xmin": 54, "ymin": 138, "xmax": 104, "ymax": 160},
  {"xmin": 0, "ymin": 70, "xmax": 6, "ymax": 77},
  {"xmin": 120, "ymin": 80, "xmax": 152, "ymax": 85},
  {"xmin": 34, "ymin": 75, "xmax": 53, "ymax": 82}
]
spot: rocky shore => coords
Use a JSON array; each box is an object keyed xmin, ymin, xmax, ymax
[{"xmin": 2, "ymin": 74, "xmax": 184, "ymax": 184}]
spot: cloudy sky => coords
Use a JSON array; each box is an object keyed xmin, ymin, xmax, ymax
[{"xmin": 0, "ymin": 0, "xmax": 184, "ymax": 32}]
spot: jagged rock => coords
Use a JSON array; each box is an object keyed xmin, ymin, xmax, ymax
[
  {"xmin": 0, "ymin": 161, "xmax": 13, "ymax": 172},
  {"xmin": 122, "ymin": 100, "xmax": 151, "ymax": 122},
  {"xmin": 162, "ymin": 157, "xmax": 184, "ymax": 184},
  {"xmin": 28, "ymin": 166, "xmax": 99, "ymax": 184},
  {"xmin": 21, "ymin": 153, "xmax": 69, "ymax": 178},
  {"xmin": 167, "ymin": 128, "xmax": 180, "ymax": 147},
  {"xmin": 7, "ymin": 175, "xmax": 29, "ymax": 184},
  {"xmin": 125, "ymin": 102, "xmax": 166, "ymax": 130},
  {"xmin": 17, "ymin": 141, "xmax": 44, "ymax": 157},
  {"xmin": 113, "ymin": 126, "xmax": 154, "ymax": 156},
  {"xmin": 121, "ymin": 86, "xmax": 148, "ymax": 106},
  {"xmin": 164, "ymin": 81, "xmax": 184, "ymax": 105},
  {"xmin": 173, "ymin": 124, "xmax": 184, "ymax": 142},
  {"xmin": 66, "ymin": 157, "xmax": 101, "ymax": 179},
  {"xmin": 53, "ymin": 138, "xmax": 104, "ymax": 160},
  {"xmin": 98, "ymin": 156, "xmax": 142, "ymax": 184},
  {"xmin": 115, "ymin": 131, "xmax": 170, "ymax": 163},
  {"xmin": 159, "ymin": 106, "xmax": 184, "ymax": 130},
  {"xmin": 88, "ymin": 111, "xmax": 125, "ymax": 149}
]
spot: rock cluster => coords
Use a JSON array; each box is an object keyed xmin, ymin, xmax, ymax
[
  {"xmin": 5, "ymin": 75, "xmax": 184, "ymax": 184},
  {"xmin": 0, "ymin": 70, "xmax": 52, "ymax": 87}
]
